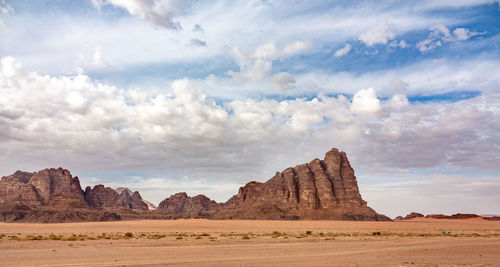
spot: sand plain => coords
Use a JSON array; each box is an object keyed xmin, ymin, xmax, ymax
[{"xmin": 1, "ymin": 219, "xmax": 499, "ymax": 266}]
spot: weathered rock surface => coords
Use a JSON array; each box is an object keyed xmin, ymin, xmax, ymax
[
  {"xmin": 1, "ymin": 148, "xmax": 390, "ymax": 222},
  {"xmin": 157, "ymin": 192, "xmax": 221, "ymax": 218},
  {"xmin": 213, "ymin": 148, "xmax": 390, "ymax": 220},
  {"xmin": 84, "ymin": 185, "xmax": 148, "ymax": 210},
  {"xmin": 0, "ymin": 168, "xmax": 86, "ymax": 207},
  {"xmin": 117, "ymin": 187, "xmax": 157, "ymax": 210}
]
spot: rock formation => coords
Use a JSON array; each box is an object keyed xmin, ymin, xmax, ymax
[
  {"xmin": 117, "ymin": 187, "xmax": 157, "ymax": 210},
  {"xmin": 1, "ymin": 148, "xmax": 391, "ymax": 222},
  {"xmin": 0, "ymin": 168, "xmax": 120, "ymax": 222},
  {"xmin": 425, "ymin": 213, "xmax": 480, "ymax": 219},
  {"xmin": 402, "ymin": 212, "xmax": 424, "ymax": 220},
  {"xmin": 0, "ymin": 168, "xmax": 86, "ymax": 207},
  {"xmin": 213, "ymin": 148, "xmax": 389, "ymax": 220},
  {"xmin": 396, "ymin": 213, "xmax": 500, "ymax": 221},
  {"xmin": 158, "ymin": 192, "xmax": 220, "ymax": 218},
  {"xmin": 84, "ymin": 185, "xmax": 148, "ymax": 210}
]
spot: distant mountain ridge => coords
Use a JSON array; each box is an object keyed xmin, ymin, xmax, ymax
[
  {"xmin": 0, "ymin": 148, "xmax": 390, "ymax": 222},
  {"xmin": 395, "ymin": 212, "xmax": 500, "ymax": 221}
]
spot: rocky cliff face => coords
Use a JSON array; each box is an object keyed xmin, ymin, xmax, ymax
[
  {"xmin": 0, "ymin": 168, "xmax": 86, "ymax": 207},
  {"xmin": 157, "ymin": 192, "xmax": 221, "ymax": 218},
  {"xmin": 1, "ymin": 148, "xmax": 389, "ymax": 222},
  {"xmin": 214, "ymin": 148, "xmax": 389, "ymax": 220},
  {"xmin": 84, "ymin": 185, "xmax": 148, "ymax": 210},
  {"xmin": 0, "ymin": 168, "xmax": 122, "ymax": 222},
  {"xmin": 117, "ymin": 187, "xmax": 157, "ymax": 210}
]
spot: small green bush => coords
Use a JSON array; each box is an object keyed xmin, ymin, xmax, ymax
[{"xmin": 125, "ymin": 232, "xmax": 133, "ymax": 238}]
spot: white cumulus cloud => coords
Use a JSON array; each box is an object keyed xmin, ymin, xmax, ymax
[
  {"xmin": 350, "ymin": 88, "xmax": 382, "ymax": 114},
  {"xmin": 334, "ymin": 43, "xmax": 352, "ymax": 57},
  {"xmin": 417, "ymin": 24, "xmax": 486, "ymax": 52},
  {"xmin": 358, "ymin": 22, "xmax": 395, "ymax": 46},
  {"xmin": 98, "ymin": 0, "xmax": 190, "ymax": 29}
]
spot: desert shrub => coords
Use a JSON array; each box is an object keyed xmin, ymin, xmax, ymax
[
  {"xmin": 372, "ymin": 232, "xmax": 381, "ymax": 236},
  {"xmin": 124, "ymin": 232, "xmax": 133, "ymax": 238},
  {"xmin": 9, "ymin": 235, "xmax": 21, "ymax": 241},
  {"xmin": 48, "ymin": 234, "xmax": 62, "ymax": 240},
  {"xmin": 65, "ymin": 235, "xmax": 78, "ymax": 241},
  {"xmin": 242, "ymin": 235, "xmax": 250, "ymax": 240},
  {"xmin": 148, "ymin": 234, "xmax": 166, "ymax": 240},
  {"xmin": 200, "ymin": 233, "xmax": 210, "ymax": 237},
  {"xmin": 306, "ymin": 231, "xmax": 312, "ymax": 235},
  {"xmin": 27, "ymin": 235, "xmax": 44, "ymax": 240},
  {"xmin": 176, "ymin": 236, "xmax": 183, "ymax": 240}
]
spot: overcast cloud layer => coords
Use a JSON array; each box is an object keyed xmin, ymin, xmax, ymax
[{"xmin": 1, "ymin": 0, "xmax": 499, "ymax": 217}]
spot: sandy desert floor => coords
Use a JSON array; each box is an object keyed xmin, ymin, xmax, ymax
[{"xmin": 1, "ymin": 219, "xmax": 500, "ymax": 266}]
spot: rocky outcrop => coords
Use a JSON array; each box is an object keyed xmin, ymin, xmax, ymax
[
  {"xmin": 1, "ymin": 148, "xmax": 390, "ymax": 222},
  {"xmin": 117, "ymin": 187, "xmax": 157, "ymax": 210},
  {"xmin": 394, "ymin": 213, "xmax": 500, "ymax": 221},
  {"xmin": 213, "ymin": 148, "xmax": 389, "ymax": 220},
  {"xmin": 425, "ymin": 213, "xmax": 480, "ymax": 220},
  {"xmin": 0, "ymin": 168, "xmax": 123, "ymax": 222},
  {"xmin": 403, "ymin": 212, "xmax": 425, "ymax": 220},
  {"xmin": 157, "ymin": 192, "xmax": 221, "ymax": 218},
  {"xmin": 84, "ymin": 185, "xmax": 148, "ymax": 210},
  {"xmin": 0, "ymin": 168, "xmax": 86, "ymax": 207}
]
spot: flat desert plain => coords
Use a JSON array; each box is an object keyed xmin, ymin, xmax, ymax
[{"xmin": 1, "ymin": 219, "xmax": 500, "ymax": 266}]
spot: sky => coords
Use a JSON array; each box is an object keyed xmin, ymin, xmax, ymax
[{"xmin": 1, "ymin": 0, "xmax": 500, "ymax": 218}]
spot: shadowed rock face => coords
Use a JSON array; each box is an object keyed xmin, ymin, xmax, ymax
[
  {"xmin": 84, "ymin": 185, "xmax": 148, "ymax": 210},
  {"xmin": 214, "ymin": 148, "xmax": 390, "ymax": 220},
  {"xmin": 116, "ymin": 187, "xmax": 157, "ymax": 210},
  {"xmin": 0, "ymin": 168, "xmax": 86, "ymax": 207},
  {"xmin": 157, "ymin": 192, "xmax": 221, "ymax": 218},
  {"xmin": 0, "ymin": 168, "xmax": 146, "ymax": 222}
]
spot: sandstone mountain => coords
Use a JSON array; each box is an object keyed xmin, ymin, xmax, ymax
[
  {"xmin": 1, "ymin": 148, "xmax": 391, "ymax": 222},
  {"xmin": 84, "ymin": 185, "xmax": 148, "ymax": 210},
  {"xmin": 0, "ymin": 168, "xmax": 149, "ymax": 222},
  {"xmin": 403, "ymin": 212, "xmax": 424, "ymax": 220},
  {"xmin": 116, "ymin": 187, "xmax": 157, "ymax": 210},
  {"xmin": 396, "ymin": 212, "xmax": 500, "ymax": 221},
  {"xmin": 0, "ymin": 168, "xmax": 86, "ymax": 207},
  {"xmin": 157, "ymin": 192, "xmax": 221, "ymax": 218},
  {"xmin": 213, "ymin": 148, "xmax": 389, "ymax": 220},
  {"xmin": 425, "ymin": 213, "xmax": 480, "ymax": 219}
]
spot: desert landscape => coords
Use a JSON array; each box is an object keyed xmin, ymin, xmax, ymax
[
  {"xmin": 1, "ymin": 148, "xmax": 499, "ymax": 266},
  {"xmin": 1, "ymin": 219, "xmax": 500, "ymax": 266},
  {"xmin": 2, "ymin": 1, "xmax": 500, "ymax": 266}
]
